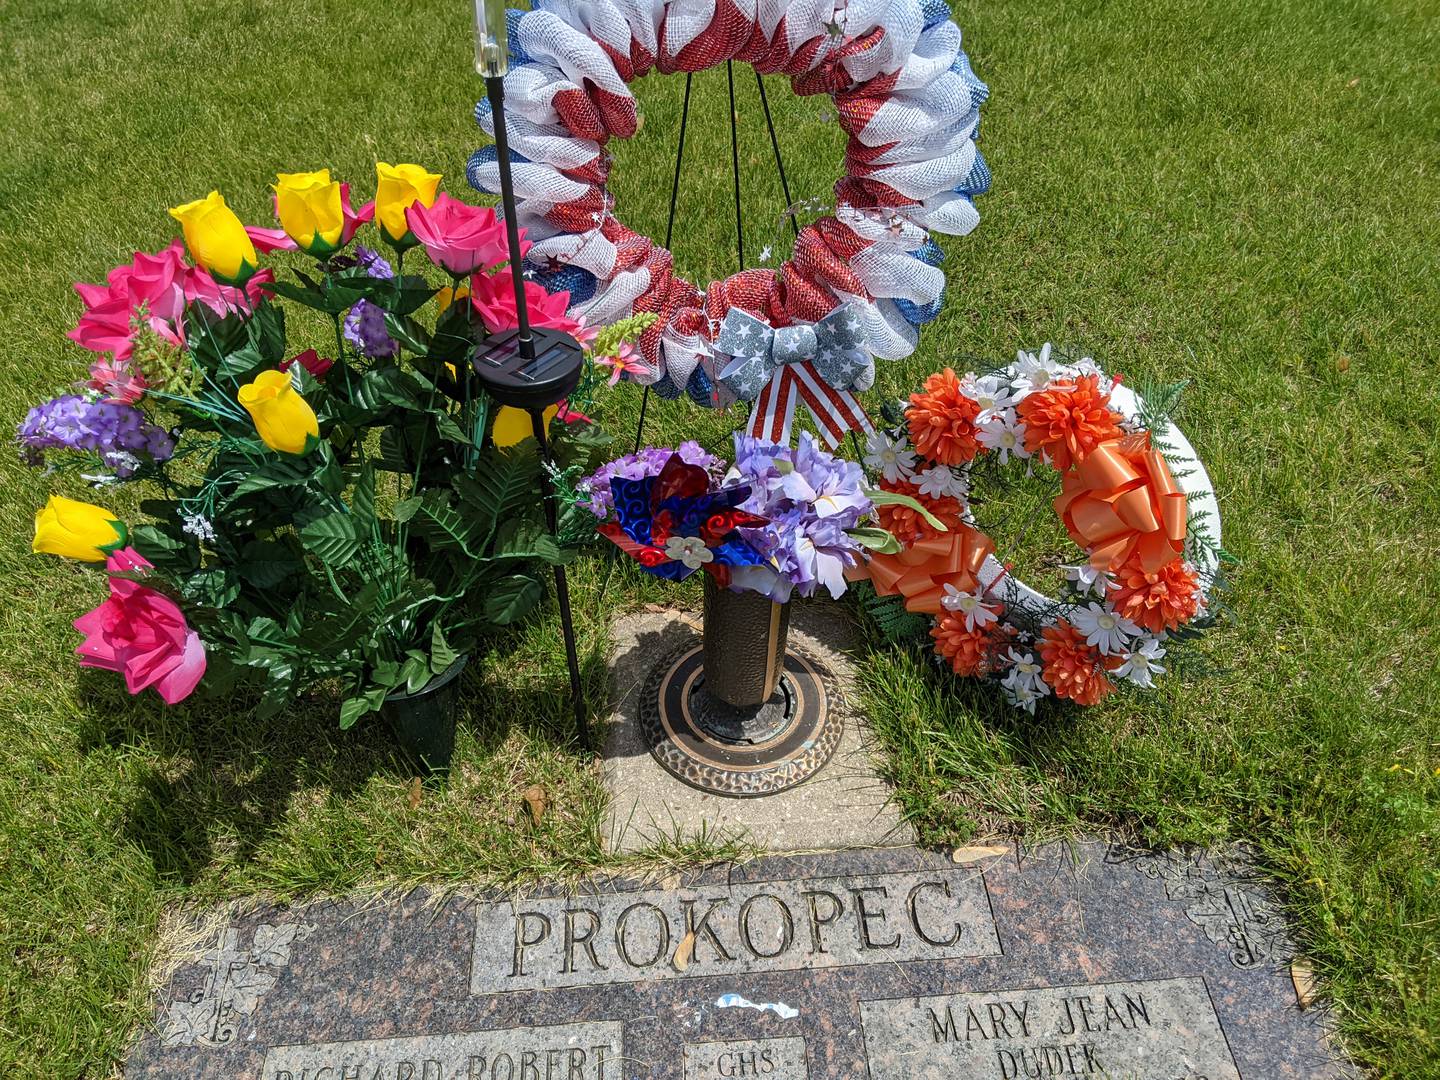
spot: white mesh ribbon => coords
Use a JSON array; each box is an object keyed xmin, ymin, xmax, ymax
[{"xmin": 471, "ymin": 0, "xmax": 989, "ymax": 419}]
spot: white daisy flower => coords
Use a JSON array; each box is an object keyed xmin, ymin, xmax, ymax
[
  {"xmin": 1001, "ymin": 671, "xmax": 1050, "ymax": 714},
  {"xmin": 864, "ymin": 431, "xmax": 917, "ymax": 485},
  {"xmin": 940, "ymin": 584, "xmax": 998, "ymax": 631},
  {"xmin": 977, "ymin": 417, "xmax": 1031, "ymax": 465},
  {"xmin": 961, "ymin": 373, "xmax": 1017, "ymax": 425},
  {"xmin": 1010, "ymin": 343, "xmax": 1059, "ymax": 396},
  {"xmin": 1069, "ymin": 602, "xmax": 1143, "ymax": 656},
  {"xmin": 1063, "ymin": 562, "xmax": 1115, "ymax": 598},
  {"xmin": 1003, "ymin": 646, "xmax": 1044, "ymax": 683},
  {"xmin": 1112, "ymin": 637, "xmax": 1168, "ymax": 689},
  {"xmin": 663, "ymin": 535, "xmax": 714, "ymax": 570},
  {"xmin": 915, "ymin": 464, "xmax": 964, "ymax": 500}
]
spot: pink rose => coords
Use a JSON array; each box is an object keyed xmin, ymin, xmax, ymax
[
  {"xmin": 468, "ymin": 271, "xmax": 588, "ymax": 340},
  {"xmin": 406, "ymin": 193, "xmax": 525, "ymax": 276},
  {"xmin": 70, "ymin": 241, "xmax": 271, "ymax": 359},
  {"xmin": 73, "ymin": 547, "xmax": 206, "ymax": 705},
  {"xmin": 279, "ymin": 348, "xmax": 334, "ymax": 380}
]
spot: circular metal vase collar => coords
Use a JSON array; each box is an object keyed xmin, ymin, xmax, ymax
[{"xmin": 638, "ymin": 643, "xmax": 842, "ymax": 797}]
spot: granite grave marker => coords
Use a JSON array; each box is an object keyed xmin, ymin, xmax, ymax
[{"xmin": 128, "ymin": 843, "xmax": 1350, "ymax": 1079}]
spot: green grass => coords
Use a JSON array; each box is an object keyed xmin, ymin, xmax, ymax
[{"xmin": 1, "ymin": 0, "xmax": 1438, "ymax": 1075}]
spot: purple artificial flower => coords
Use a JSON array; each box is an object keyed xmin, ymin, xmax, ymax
[
  {"xmin": 17, "ymin": 394, "xmax": 175, "ymax": 478},
  {"xmin": 354, "ymin": 245, "xmax": 394, "ymax": 280},
  {"xmin": 344, "ymin": 298, "xmax": 398, "ymax": 359},
  {"xmin": 727, "ymin": 431, "xmax": 873, "ymax": 602},
  {"xmin": 579, "ymin": 441, "xmax": 723, "ymax": 518}
]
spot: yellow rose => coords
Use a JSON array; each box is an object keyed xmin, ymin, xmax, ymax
[
  {"xmin": 168, "ymin": 191, "xmax": 259, "ymax": 284},
  {"xmin": 32, "ymin": 496, "xmax": 127, "ymax": 562},
  {"xmin": 492, "ymin": 404, "xmax": 559, "ymax": 448},
  {"xmin": 274, "ymin": 169, "xmax": 345, "ymax": 255},
  {"xmin": 238, "ymin": 370, "xmax": 320, "ymax": 455},
  {"xmin": 436, "ymin": 283, "xmax": 470, "ymax": 314},
  {"xmin": 375, "ymin": 163, "xmax": 442, "ymax": 245}
]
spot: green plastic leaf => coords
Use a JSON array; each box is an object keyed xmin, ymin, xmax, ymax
[
  {"xmin": 454, "ymin": 443, "xmax": 540, "ymax": 549},
  {"xmin": 300, "ymin": 513, "xmax": 361, "ymax": 565},
  {"xmin": 847, "ymin": 526, "xmax": 903, "ymax": 554},
  {"xmin": 394, "ymin": 495, "xmax": 423, "ymax": 522},
  {"xmin": 129, "ymin": 524, "xmax": 200, "ymax": 573},
  {"xmin": 410, "ymin": 491, "xmax": 482, "ymax": 555},
  {"xmin": 429, "ymin": 623, "xmax": 459, "ymax": 674},
  {"xmin": 231, "ymin": 458, "xmax": 311, "ymax": 497},
  {"xmin": 383, "ymin": 312, "xmax": 432, "ymax": 355},
  {"xmin": 483, "ymin": 574, "xmax": 544, "ymax": 625},
  {"xmin": 237, "ymin": 540, "xmax": 303, "ymax": 588},
  {"xmin": 264, "ymin": 277, "xmax": 335, "ymax": 312},
  {"xmin": 336, "ymin": 696, "xmax": 377, "ymax": 731},
  {"xmin": 181, "ymin": 568, "xmax": 241, "ymax": 607},
  {"xmin": 867, "ymin": 487, "xmax": 947, "ymax": 532},
  {"xmin": 353, "ymin": 366, "xmax": 422, "ymax": 411},
  {"xmin": 399, "ymin": 653, "xmax": 430, "ymax": 694},
  {"xmin": 350, "ymin": 462, "xmax": 377, "ymax": 528}
]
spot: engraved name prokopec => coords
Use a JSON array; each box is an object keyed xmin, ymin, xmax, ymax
[{"xmin": 471, "ymin": 869, "xmax": 1000, "ymax": 994}]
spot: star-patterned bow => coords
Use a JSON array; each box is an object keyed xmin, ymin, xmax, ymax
[
  {"xmin": 597, "ymin": 454, "xmax": 771, "ymax": 587},
  {"xmin": 713, "ymin": 304, "xmax": 876, "ymax": 449}
]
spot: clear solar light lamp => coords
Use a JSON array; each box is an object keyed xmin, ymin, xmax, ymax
[{"xmin": 473, "ymin": 0, "xmax": 509, "ymax": 77}]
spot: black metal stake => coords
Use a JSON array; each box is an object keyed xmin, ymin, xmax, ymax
[
  {"xmin": 754, "ymin": 70, "xmax": 800, "ymax": 239},
  {"xmin": 632, "ymin": 71, "xmax": 694, "ymax": 455},
  {"xmin": 486, "ymin": 74, "xmax": 534, "ymax": 359},
  {"xmin": 486, "ymin": 72, "xmax": 587, "ymax": 743},
  {"xmin": 726, "ymin": 61, "xmax": 744, "ymax": 271},
  {"xmin": 532, "ymin": 407, "xmax": 588, "ymax": 746}
]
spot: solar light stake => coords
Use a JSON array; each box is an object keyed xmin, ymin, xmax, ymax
[
  {"xmin": 474, "ymin": 0, "xmax": 588, "ymax": 744},
  {"xmin": 474, "ymin": 0, "xmax": 533, "ymax": 358},
  {"xmin": 532, "ymin": 409, "xmax": 588, "ymax": 745},
  {"xmin": 485, "ymin": 76, "xmax": 535, "ymax": 359}
]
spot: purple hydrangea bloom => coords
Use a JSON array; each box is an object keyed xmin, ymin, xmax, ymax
[
  {"xmin": 344, "ymin": 299, "xmax": 398, "ymax": 359},
  {"xmin": 17, "ymin": 394, "xmax": 175, "ymax": 477},
  {"xmin": 727, "ymin": 432, "xmax": 873, "ymax": 602},
  {"xmin": 579, "ymin": 441, "xmax": 723, "ymax": 518},
  {"xmin": 354, "ymin": 245, "xmax": 394, "ymax": 280}
]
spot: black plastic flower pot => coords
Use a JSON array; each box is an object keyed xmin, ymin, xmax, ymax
[
  {"xmin": 702, "ymin": 575, "xmax": 791, "ymax": 708},
  {"xmin": 381, "ymin": 655, "xmax": 469, "ymax": 774}
]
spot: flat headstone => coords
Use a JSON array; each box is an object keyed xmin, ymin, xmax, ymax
[
  {"xmin": 601, "ymin": 603, "xmax": 912, "ymax": 853},
  {"xmin": 127, "ymin": 842, "xmax": 1352, "ymax": 1079},
  {"xmin": 683, "ymin": 1036, "xmax": 807, "ymax": 1079}
]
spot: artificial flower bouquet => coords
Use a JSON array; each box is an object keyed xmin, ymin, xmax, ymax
[
  {"xmin": 860, "ymin": 345, "xmax": 1225, "ymax": 713},
  {"xmin": 20, "ymin": 164, "xmax": 627, "ymax": 726},
  {"xmin": 577, "ymin": 432, "xmax": 934, "ymax": 603}
]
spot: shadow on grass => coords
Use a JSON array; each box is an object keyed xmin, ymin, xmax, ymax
[{"xmin": 70, "ymin": 619, "xmax": 611, "ymax": 888}]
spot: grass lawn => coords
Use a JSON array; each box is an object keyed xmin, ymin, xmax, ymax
[{"xmin": 2, "ymin": 0, "xmax": 1438, "ymax": 1075}]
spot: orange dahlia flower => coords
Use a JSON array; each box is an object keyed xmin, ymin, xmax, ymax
[
  {"xmin": 1106, "ymin": 552, "xmax": 1200, "ymax": 633},
  {"xmin": 907, "ymin": 368, "xmax": 983, "ymax": 466},
  {"xmin": 932, "ymin": 613, "xmax": 1010, "ymax": 677},
  {"xmin": 1017, "ymin": 374, "xmax": 1123, "ymax": 471},
  {"xmin": 877, "ymin": 479, "xmax": 964, "ymax": 545},
  {"xmin": 1039, "ymin": 620, "xmax": 1115, "ymax": 705}
]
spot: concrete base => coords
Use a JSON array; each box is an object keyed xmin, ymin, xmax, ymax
[{"xmin": 601, "ymin": 600, "xmax": 913, "ymax": 854}]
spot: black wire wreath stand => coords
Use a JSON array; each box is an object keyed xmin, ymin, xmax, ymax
[{"xmin": 624, "ymin": 66, "xmax": 849, "ymax": 797}]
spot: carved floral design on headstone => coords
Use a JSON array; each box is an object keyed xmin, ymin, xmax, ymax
[
  {"xmin": 1106, "ymin": 844, "xmax": 1289, "ymax": 969},
  {"xmin": 160, "ymin": 922, "xmax": 313, "ymax": 1047}
]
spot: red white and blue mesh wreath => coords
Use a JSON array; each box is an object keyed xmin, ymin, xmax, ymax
[{"xmin": 468, "ymin": 0, "xmax": 990, "ymax": 447}]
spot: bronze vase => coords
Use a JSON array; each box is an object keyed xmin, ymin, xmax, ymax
[{"xmin": 702, "ymin": 575, "xmax": 791, "ymax": 708}]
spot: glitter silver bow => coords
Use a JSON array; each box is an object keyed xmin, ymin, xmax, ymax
[{"xmin": 714, "ymin": 304, "xmax": 873, "ymax": 402}]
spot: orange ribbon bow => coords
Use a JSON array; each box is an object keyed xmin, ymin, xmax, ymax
[
  {"xmin": 865, "ymin": 525, "xmax": 996, "ymax": 613},
  {"xmin": 1054, "ymin": 434, "xmax": 1187, "ymax": 574}
]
